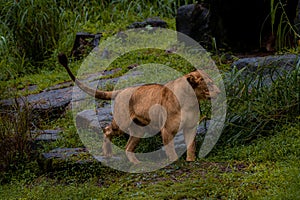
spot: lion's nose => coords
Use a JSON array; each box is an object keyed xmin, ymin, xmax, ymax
[{"xmin": 208, "ymin": 86, "xmax": 221, "ymax": 99}]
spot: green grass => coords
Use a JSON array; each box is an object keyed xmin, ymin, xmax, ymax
[
  {"xmin": 220, "ymin": 63, "xmax": 299, "ymax": 145},
  {"xmin": 0, "ymin": 124, "xmax": 299, "ymax": 199},
  {"xmin": 40, "ymin": 111, "xmax": 83, "ymax": 152},
  {"xmin": 212, "ymin": 123, "xmax": 300, "ymax": 162},
  {"xmin": 0, "ymin": 1, "xmax": 183, "ymax": 99},
  {"xmin": 269, "ymin": 0, "xmax": 300, "ymax": 50},
  {"xmin": 0, "ymin": 0, "xmax": 189, "ymax": 84},
  {"xmin": 0, "ymin": 59, "xmax": 82, "ymax": 99}
]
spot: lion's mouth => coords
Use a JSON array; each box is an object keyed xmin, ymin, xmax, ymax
[
  {"xmin": 205, "ymin": 94, "xmax": 212, "ymax": 100},
  {"xmin": 207, "ymin": 87, "xmax": 221, "ymax": 100}
]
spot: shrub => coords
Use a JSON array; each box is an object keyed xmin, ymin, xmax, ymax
[{"xmin": 0, "ymin": 98, "xmax": 34, "ymax": 176}]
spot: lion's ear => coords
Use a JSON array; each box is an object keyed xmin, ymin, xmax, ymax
[{"xmin": 186, "ymin": 75, "xmax": 198, "ymax": 88}]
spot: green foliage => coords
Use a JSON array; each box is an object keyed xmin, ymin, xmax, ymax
[
  {"xmin": 0, "ymin": 23, "xmax": 28, "ymax": 81},
  {"xmin": 0, "ymin": 0, "xmax": 192, "ymax": 81},
  {"xmin": 1, "ymin": 141, "xmax": 299, "ymax": 200},
  {"xmin": 269, "ymin": 0, "xmax": 300, "ymax": 50},
  {"xmin": 1, "ymin": 0, "xmax": 61, "ymax": 64},
  {"xmin": 221, "ymin": 63, "xmax": 299, "ymax": 145}
]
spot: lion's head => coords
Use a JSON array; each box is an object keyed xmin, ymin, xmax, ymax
[{"xmin": 186, "ymin": 70, "xmax": 220, "ymax": 100}]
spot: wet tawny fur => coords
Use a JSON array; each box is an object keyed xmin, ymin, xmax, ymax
[{"xmin": 58, "ymin": 53, "xmax": 220, "ymax": 164}]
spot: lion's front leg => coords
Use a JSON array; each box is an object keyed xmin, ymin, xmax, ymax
[{"xmin": 183, "ymin": 127, "xmax": 197, "ymax": 161}]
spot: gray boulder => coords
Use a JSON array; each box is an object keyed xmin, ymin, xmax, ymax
[{"xmin": 231, "ymin": 54, "xmax": 299, "ymax": 86}]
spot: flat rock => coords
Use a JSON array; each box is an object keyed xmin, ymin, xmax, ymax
[
  {"xmin": 39, "ymin": 147, "xmax": 95, "ymax": 170},
  {"xmin": 231, "ymin": 54, "xmax": 298, "ymax": 71},
  {"xmin": 0, "ymin": 81, "xmax": 76, "ymax": 123},
  {"xmin": 42, "ymin": 147, "xmax": 88, "ymax": 160},
  {"xmin": 0, "ymin": 68, "xmax": 131, "ymax": 122},
  {"xmin": 0, "ymin": 86, "xmax": 73, "ymax": 120},
  {"xmin": 231, "ymin": 54, "xmax": 299, "ymax": 86},
  {"xmin": 75, "ymin": 103, "xmax": 113, "ymax": 133},
  {"xmin": 34, "ymin": 129, "xmax": 62, "ymax": 142}
]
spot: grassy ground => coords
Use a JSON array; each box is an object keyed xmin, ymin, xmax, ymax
[{"xmin": 0, "ymin": 124, "xmax": 299, "ymax": 199}]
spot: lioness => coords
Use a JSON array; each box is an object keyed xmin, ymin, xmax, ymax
[{"xmin": 58, "ymin": 53, "xmax": 220, "ymax": 164}]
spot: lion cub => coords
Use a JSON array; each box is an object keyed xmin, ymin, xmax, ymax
[{"xmin": 58, "ymin": 53, "xmax": 220, "ymax": 164}]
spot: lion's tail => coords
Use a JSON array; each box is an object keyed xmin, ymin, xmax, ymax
[{"xmin": 58, "ymin": 53, "xmax": 119, "ymax": 100}]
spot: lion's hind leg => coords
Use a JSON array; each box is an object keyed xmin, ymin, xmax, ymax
[
  {"xmin": 125, "ymin": 135, "xmax": 141, "ymax": 164},
  {"xmin": 161, "ymin": 128, "xmax": 178, "ymax": 162},
  {"xmin": 102, "ymin": 125, "xmax": 113, "ymax": 157},
  {"xmin": 123, "ymin": 125, "xmax": 147, "ymax": 164}
]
